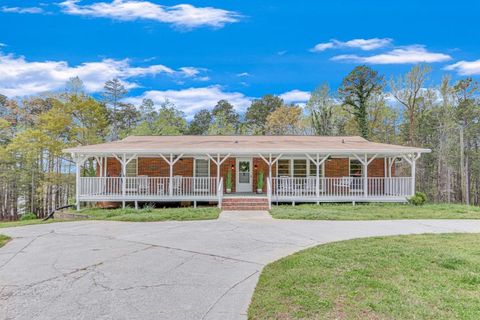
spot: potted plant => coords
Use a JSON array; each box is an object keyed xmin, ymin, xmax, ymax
[
  {"xmin": 226, "ymin": 168, "xmax": 232, "ymax": 193},
  {"xmin": 257, "ymin": 170, "xmax": 264, "ymax": 193}
]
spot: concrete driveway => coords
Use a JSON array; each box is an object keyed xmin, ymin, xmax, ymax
[{"xmin": 1, "ymin": 211, "xmax": 480, "ymax": 320}]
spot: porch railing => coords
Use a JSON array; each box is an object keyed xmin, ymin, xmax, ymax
[
  {"xmin": 79, "ymin": 176, "xmax": 218, "ymax": 198},
  {"xmin": 272, "ymin": 177, "xmax": 412, "ymax": 199}
]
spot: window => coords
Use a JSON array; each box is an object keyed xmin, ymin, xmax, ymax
[
  {"xmin": 277, "ymin": 159, "xmax": 290, "ymax": 177},
  {"xmin": 126, "ymin": 159, "xmax": 137, "ymax": 177},
  {"xmin": 349, "ymin": 159, "xmax": 363, "ymax": 177},
  {"xmin": 293, "ymin": 159, "xmax": 307, "ymax": 177},
  {"xmin": 194, "ymin": 159, "xmax": 209, "ymax": 177}
]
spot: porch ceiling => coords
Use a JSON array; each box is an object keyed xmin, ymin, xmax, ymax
[{"xmin": 63, "ymin": 135, "xmax": 430, "ymax": 156}]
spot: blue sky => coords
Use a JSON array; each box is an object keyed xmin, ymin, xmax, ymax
[{"xmin": 1, "ymin": 0, "xmax": 479, "ymax": 116}]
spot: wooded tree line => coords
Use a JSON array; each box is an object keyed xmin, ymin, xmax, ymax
[{"xmin": 0, "ymin": 64, "xmax": 479, "ymax": 218}]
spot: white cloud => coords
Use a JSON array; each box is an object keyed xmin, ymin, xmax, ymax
[
  {"xmin": 331, "ymin": 45, "xmax": 451, "ymax": 64},
  {"xmin": 59, "ymin": 0, "xmax": 241, "ymax": 29},
  {"xmin": 237, "ymin": 72, "xmax": 250, "ymax": 77},
  {"xmin": 1, "ymin": 6, "xmax": 44, "ymax": 14},
  {"xmin": 311, "ymin": 38, "xmax": 392, "ymax": 52},
  {"xmin": 124, "ymin": 85, "xmax": 252, "ymax": 117},
  {"xmin": 0, "ymin": 52, "xmax": 202, "ymax": 97},
  {"xmin": 444, "ymin": 59, "xmax": 480, "ymax": 75},
  {"xmin": 0, "ymin": 43, "xmax": 5, "ymax": 47},
  {"xmin": 279, "ymin": 90, "xmax": 311, "ymax": 104}
]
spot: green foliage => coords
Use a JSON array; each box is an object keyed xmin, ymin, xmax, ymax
[
  {"xmin": 226, "ymin": 168, "xmax": 232, "ymax": 190},
  {"xmin": 0, "ymin": 235, "xmax": 10, "ymax": 247},
  {"xmin": 307, "ymin": 84, "xmax": 335, "ymax": 136},
  {"xmin": 188, "ymin": 109, "xmax": 212, "ymax": 135},
  {"xmin": 257, "ymin": 170, "xmax": 264, "ymax": 190},
  {"xmin": 270, "ymin": 203, "xmax": 480, "ymax": 220},
  {"xmin": 338, "ymin": 65, "xmax": 385, "ymax": 139},
  {"xmin": 209, "ymin": 100, "xmax": 239, "ymax": 134},
  {"xmin": 244, "ymin": 95, "xmax": 284, "ymax": 134},
  {"xmin": 408, "ymin": 191, "xmax": 427, "ymax": 206},
  {"xmin": 249, "ymin": 234, "xmax": 480, "ymax": 319},
  {"xmin": 20, "ymin": 212, "xmax": 37, "ymax": 220},
  {"xmin": 81, "ymin": 207, "xmax": 220, "ymax": 222}
]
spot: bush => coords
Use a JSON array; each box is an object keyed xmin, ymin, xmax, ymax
[
  {"xmin": 20, "ymin": 212, "xmax": 38, "ymax": 220},
  {"xmin": 408, "ymin": 192, "xmax": 427, "ymax": 206}
]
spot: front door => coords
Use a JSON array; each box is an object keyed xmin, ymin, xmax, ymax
[{"xmin": 236, "ymin": 158, "xmax": 252, "ymax": 192}]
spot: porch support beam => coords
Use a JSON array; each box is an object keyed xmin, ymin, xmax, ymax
[
  {"xmin": 112, "ymin": 153, "xmax": 137, "ymax": 208},
  {"xmin": 402, "ymin": 153, "xmax": 420, "ymax": 196},
  {"xmin": 206, "ymin": 153, "xmax": 231, "ymax": 193},
  {"xmin": 352, "ymin": 153, "xmax": 377, "ymax": 197},
  {"xmin": 258, "ymin": 153, "xmax": 282, "ymax": 180},
  {"xmin": 305, "ymin": 153, "xmax": 330, "ymax": 198},
  {"xmin": 159, "ymin": 153, "xmax": 184, "ymax": 197},
  {"xmin": 73, "ymin": 154, "xmax": 89, "ymax": 211}
]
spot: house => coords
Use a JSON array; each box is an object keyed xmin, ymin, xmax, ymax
[{"xmin": 64, "ymin": 135, "xmax": 430, "ymax": 210}]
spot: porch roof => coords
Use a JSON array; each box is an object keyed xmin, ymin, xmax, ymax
[{"xmin": 64, "ymin": 135, "xmax": 430, "ymax": 156}]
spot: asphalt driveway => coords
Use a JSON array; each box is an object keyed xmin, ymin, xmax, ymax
[{"xmin": 1, "ymin": 211, "xmax": 480, "ymax": 320}]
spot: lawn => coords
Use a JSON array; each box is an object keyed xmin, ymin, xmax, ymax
[
  {"xmin": 270, "ymin": 203, "xmax": 480, "ymax": 220},
  {"xmin": 81, "ymin": 207, "xmax": 220, "ymax": 222},
  {"xmin": 249, "ymin": 233, "xmax": 480, "ymax": 320},
  {"xmin": 0, "ymin": 234, "xmax": 11, "ymax": 247},
  {"xmin": 0, "ymin": 207, "xmax": 220, "ymax": 228}
]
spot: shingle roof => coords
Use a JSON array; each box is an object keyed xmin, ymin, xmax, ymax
[{"xmin": 63, "ymin": 135, "xmax": 430, "ymax": 155}]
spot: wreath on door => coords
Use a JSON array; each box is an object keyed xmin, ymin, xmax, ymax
[{"xmin": 240, "ymin": 162, "xmax": 249, "ymax": 171}]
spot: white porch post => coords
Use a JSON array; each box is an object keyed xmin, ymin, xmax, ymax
[
  {"xmin": 169, "ymin": 153, "xmax": 174, "ymax": 196},
  {"xmin": 305, "ymin": 153, "xmax": 330, "ymax": 200},
  {"xmin": 353, "ymin": 153, "xmax": 377, "ymax": 198},
  {"xmin": 121, "ymin": 154, "xmax": 126, "ymax": 208},
  {"xmin": 402, "ymin": 153, "xmax": 420, "ymax": 196},
  {"xmin": 159, "ymin": 153, "xmax": 184, "ymax": 198},
  {"xmin": 316, "ymin": 154, "xmax": 320, "ymax": 198},
  {"xmin": 206, "ymin": 153, "xmax": 231, "ymax": 195},
  {"xmin": 73, "ymin": 155, "xmax": 89, "ymax": 211},
  {"xmin": 363, "ymin": 154, "xmax": 368, "ymax": 197},
  {"xmin": 76, "ymin": 161, "xmax": 81, "ymax": 210}
]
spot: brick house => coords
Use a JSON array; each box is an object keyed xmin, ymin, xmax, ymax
[{"xmin": 64, "ymin": 135, "xmax": 430, "ymax": 210}]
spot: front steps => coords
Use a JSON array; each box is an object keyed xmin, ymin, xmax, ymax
[{"xmin": 221, "ymin": 197, "xmax": 270, "ymax": 211}]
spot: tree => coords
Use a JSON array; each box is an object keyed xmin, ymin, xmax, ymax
[
  {"xmin": 244, "ymin": 95, "xmax": 284, "ymax": 134},
  {"xmin": 209, "ymin": 100, "xmax": 239, "ymax": 135},
  {"xmin": 338, "ymin": 65, "xmax": 384, "ymax": 139},
  {"xmin": 103, "ymin": 78, "xmax": 128, "ymax": 140},
  {"xmin": 307, "ymin": 84, "xmax": 335, "ymax": 136},
  {"xmin": 188, "ymin": 109, "xmax": 212, "ymax": 135},
  {"xmin": 131, "ymin": 100, "xmax": 186, "ymax": 135},
  {"xmin": 391, "ymin": 64, "xmax": 431, "ymax": 146},
  {"xmin": 453, "ymin": 78, "xmax": 479, "ymax": 205},
  {"xmin": 266, "ymin": 105, "xmax": 303, "ymax": 135}
]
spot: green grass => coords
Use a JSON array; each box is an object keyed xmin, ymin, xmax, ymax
[
  {"xmin": 249, "ymin": 233, "xmax": 480, "ymax": 320},
  {"xmin": 0, "ymin": 234, "xmax": 11, "ymax": 247},
  {"xmin": 80, "ymin": 207, "xmax": 220, "ymax": 222},
  {"xmin": 270, "ymin": 203, "xmax": 480, "ymax": 220},
  {"xmin": 0, "ymin": 219, "xmax": 60, "ymax": 229},
  {"xmin": 0, "ymin": 207, "xmax": 220, "ymax": 228}
]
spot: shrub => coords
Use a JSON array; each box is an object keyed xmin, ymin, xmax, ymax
[
  {"xmin": 408, "ymin": 192, "xmax": 427, "ymax": 206},
  {"xmin": 257, "ymin": 170, "xmax": 264, "ymax": 190},
  {"xmin": 20, "ymin": 212, "xmax": 37, "ymax": 220}
]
